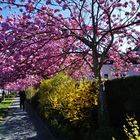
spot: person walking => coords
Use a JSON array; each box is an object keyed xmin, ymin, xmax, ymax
[
  {"xmin": 19, "ymin": 90, "xmax": 26, "ymax": 111},
  {"xmin": 2, "ymin": 91, "xmax": 5, "ymax": 100}
]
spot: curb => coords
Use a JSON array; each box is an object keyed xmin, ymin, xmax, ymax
[{"xmin": 25, "ymin": 101, "xmax": 57, "ymax": 140}]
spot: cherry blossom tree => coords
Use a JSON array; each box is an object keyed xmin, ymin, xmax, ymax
[{"xmin": 0, "ymin": 0, "xmax": 140, "ymax": 129}]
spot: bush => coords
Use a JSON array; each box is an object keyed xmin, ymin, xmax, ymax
[
  {"xmin": 123, "ymin": 115, "xmax": 140, "ymax": 140},
  {"xmin": 25, "ymin": 86, "xmax": 39, "ymax": 108},
  {"xmin": 105, "ymin": 76, "xmax": 140, "ymax": 139},
  {"xmin": 38, "ymin": 73, "xmax": 99, "ymax": 140}
]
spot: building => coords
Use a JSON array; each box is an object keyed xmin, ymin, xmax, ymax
[{"xmin": 101, "ymin": 64, "xmax": 140, "ymax": 80}]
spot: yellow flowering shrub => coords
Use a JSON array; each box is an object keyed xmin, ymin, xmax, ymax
[
  {"xmin": 62, "ymin": 81, "xmax": 98, "ymax": 122},
  {"xmin": 38, "ymin": 73, "xmax": 98, "ymax": 124},
  {"xmin": 39, "ymin": 73, "xmax": 74, "ymax": 118},
  {"xmin": 123, "ymin": 115, "xmax": 140, "ymax": 140}
]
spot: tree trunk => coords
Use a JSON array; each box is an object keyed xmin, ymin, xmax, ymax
[{"xmin": 94, "ymin": 69, "xmax": 110, "ymax": 128}]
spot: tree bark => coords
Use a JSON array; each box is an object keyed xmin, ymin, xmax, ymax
[{"xmin": 94, "ymin": 68, "xmax": 110, "ymax": 128}]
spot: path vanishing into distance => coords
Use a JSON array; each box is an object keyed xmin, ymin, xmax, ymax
[{"xmin": 0, "ymin": 97, "xmax": 56, "ymax": 140}]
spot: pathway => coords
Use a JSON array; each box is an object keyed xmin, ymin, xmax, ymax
[{"xmin": 0, "ymin": 97, "xmax": 56, "ymax": 140}]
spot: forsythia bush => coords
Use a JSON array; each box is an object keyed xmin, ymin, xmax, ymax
[
  {"xmin": 38, "ymin": 73, "xmax": 99, "ymax": 139},
  {"xmin": 39, "ymin": 73, "xmax": 98, "ymax": 122}
]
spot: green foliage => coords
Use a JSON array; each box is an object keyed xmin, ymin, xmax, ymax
[
  {"xmin": 105, "ymin": 76, "xmax": 140, "ymax": 98},
  {"xmin": 25, "ymin": 86, "xmax": 38, "ymax": 100},
  {"xmin": 94, "ymin": 126, "xmax": 115, "ymax": 140},
  {"xmin": 0, "ymin": 98, "xmax": 15, "ymax": 123},
  {"xmin": 25, "ymin": 86, "xmax": 40, "ymax": 109},
  {"xmin": 105, "ymin": 76, "xmax": 140, "ymax": 140},
  {"xmin": 105, "ymin": 76, "xmax": 140, "ymax": 124}
]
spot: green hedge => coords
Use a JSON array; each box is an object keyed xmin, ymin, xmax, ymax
[{"xmin": 105, "ymin": 76, "xmax": 140, "ymax": 139}]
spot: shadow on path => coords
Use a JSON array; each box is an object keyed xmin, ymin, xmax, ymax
[{"xmin": 0, "ymin": 97, "xmax": 56, "ymax": 140}]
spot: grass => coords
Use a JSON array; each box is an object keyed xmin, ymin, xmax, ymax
[{"xmin": 0, "ymin": 98, "xmax": 15, "ymax": 123}]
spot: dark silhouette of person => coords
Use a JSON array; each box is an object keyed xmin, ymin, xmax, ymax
[
  {"xmin": 19, "ymin": 90, "xmax": 26, "ymax": 111},
  {"xmin": 2, "ymin": 91, "xmax": 5, "ymax": 100}
]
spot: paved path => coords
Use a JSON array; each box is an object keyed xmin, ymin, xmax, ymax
[{"xmin": 0, "ymin": 97, "xmax": 56, "ymax": 140}]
